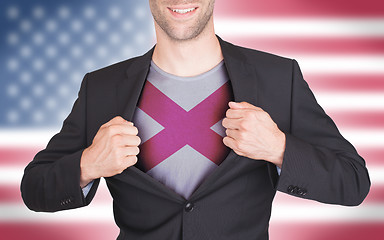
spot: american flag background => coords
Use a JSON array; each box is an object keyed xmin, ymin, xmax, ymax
[{"xmin": 0, "ymin": 0, "xmax": 383, "ymax": 239}]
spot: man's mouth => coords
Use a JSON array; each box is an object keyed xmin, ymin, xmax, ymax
[{"xmin": 170, "ymin": 7, "xmax": 196, "ymax": 14}]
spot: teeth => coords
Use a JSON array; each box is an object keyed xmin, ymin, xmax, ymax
[{"xmin": 172, "ymin": 8, "xmax": 196, "ymax": 14}]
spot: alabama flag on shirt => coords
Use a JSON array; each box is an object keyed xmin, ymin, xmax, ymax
[{"xmin": 0, "ymin": 0, "xmax": 383, "ymax": 239}]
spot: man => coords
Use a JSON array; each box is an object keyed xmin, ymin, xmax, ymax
[{"xmin": 21, "ymin": 0, "xmax": 370, "ymax": 239}]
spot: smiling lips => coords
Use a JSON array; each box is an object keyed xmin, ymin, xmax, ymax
[{"xmin": 170, "ymin": 7, "xmax": 196, "ymax": 14}]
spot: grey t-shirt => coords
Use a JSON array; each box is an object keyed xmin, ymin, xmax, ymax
[{"xmin": 133, "ymin": 60, "xmax": 233, "ymax": 199}]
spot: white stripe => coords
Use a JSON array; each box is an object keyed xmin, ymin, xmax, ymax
[
  {"xmin": 2, "ymin": 127, "xmax": 384, "ymax": 148},
  {"xmin": 271, "ymin": 203, "xmax": 384, "ymax": 223},
  {"xmin": 0, "ymin": 202, "xmax": 383, "ymax": 223},
  {"xmin": 339, "ymin": 129, "xmax": 384, "ymax": 148},
  {"xmin": 215, "ymin": 18, "xmax": 384, "ymax": 37},
  {"xmin": 2, "ymin": 166, "xmax": 384, "ymax": 185},
  {"xmin": 295, "ymin": 55, "xmax": 384, "ymax": 74},
  {"xmin": 0, "ymin": 204, "xmax": 114, "ymax": 223},
  {"xmin": 0, "ymin": 167, "xmax": 23, "ymax": 184},
  {"xmin": 315, "ymin": 92, "xmax": 384, "ymax": 111},
  {"xmin": 0, "ymin": 128, "xmax": 58, "ymax": 147}
]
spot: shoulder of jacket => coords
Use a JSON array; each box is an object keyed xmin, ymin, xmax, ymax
[{"xmin": 221, "ymin": 39, "xmax": 293, "ymax": 67}]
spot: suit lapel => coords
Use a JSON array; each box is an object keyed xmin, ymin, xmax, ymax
[
  {"xmin": 115, "ymin": 47, "xmax": 188, "ymax": 202},
  {"xmin": 189, "ymin": 37, "xmax": 262, "ymax": 199},
  {"xmin": 219, "ymin": 37, "xmax": 259, "ymax": 105},
  {"xmin": 117, "ymin": 47, "xmax": 154, "ymax": 122}
]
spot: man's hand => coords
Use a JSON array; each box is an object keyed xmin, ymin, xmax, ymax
[
  {"xmin": 80, "ymin": 116, "xmax": 141, "ymax": 188},
  {"xmin": 222, "ymin": 102, "xmax": 285, "ymax": 168}
]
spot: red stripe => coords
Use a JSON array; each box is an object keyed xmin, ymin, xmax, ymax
[
  {"xmin": 0, "ymin": 147, "xmax": 382, "ymax": 167},
  {"xmin": 0, "ymin": 223, "xmax": 118, "ymax": 240},
  {"xmin": 270, "ymin": 223, "xmax": 384, "ymax": 240},
  {"xmin": 0, "ymin": 184, "xmax": 113, "ymax": 204},
  {"xmin": 305, "ymin": 74, "xmax": 384, "ymax": 92},
  {"xmin": 0, "ymin": 147, "xmax": 39, "ymax": 165},
  {"xmin": 3, "ymin": 183, "xmax": 383, "ymax": 204},
  {"xmin": 215, "ymin": 0, "xmax": 384, "ymax": 17},
  {"xmin": 226, "ymin": 37, "xmax": 384, "ymax": 55},
  {"xmin": 366, "ymin": 186, "xmax": 384, "ymax": 203},
  {"xmin": 0, "ymin": 222, "xmax": 383, "ymax": 240},
  {"xmin": 327, "ymin": 111, "xmax": 384, "ymax": 128},
  {"xmin": 274, "ymin": 185, "xmax": 384, "ymax": 204},
  {"xmin": 0, "ymin": 141, "xmax": 383, "ymax": 168},
  {"xmin": 0, "ymin": 185, "xmax": 22, "ymax": 203},
  {"xmin": 359, "ymin": 148, "xmax": 384, "ymax": 166}
]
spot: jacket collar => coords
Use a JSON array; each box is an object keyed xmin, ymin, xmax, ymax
[{"xmin": 117, "ymin": 36, "xmax": 259, "ymax": 122}]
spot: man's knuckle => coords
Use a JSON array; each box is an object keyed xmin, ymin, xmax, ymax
[
  {"xmin": 106, "ymin": 125, "xmax": 117, "ymax": 135},
  {"xmin": 111, "ymin": 134, "xmax": 122, "ymax": 144},
  {"xmin": 127, "ymin": 155, "xmax": 138, "ymax": 165},
  {"xmin": 225, "ymin": 129, "xmax": 230, "ymax": 136},
  {"xmin": 223, "ymin": 136, "xmax": 230, "ymax": 145},
  {"xmin": 135, "ymin": 136, "xmax": 141, "ymax": 145},
  {"xmin": 239, "ymin": 120, "xmax": 248, "ymax": 130},
  {"xmin": 129, "ymin": 146, "xmax": 139, "ymax": 155},
  {"xmin": 259, "ymin": 111, "xmax": 270, "ymax": 121},
  {"xmin": 222, "ymin": 118, "xmax": 228, "ymax": 127},
  {"xmin": 244, "ymin": 111, "xmax": 254, "ymax": 119},
  {"xmin": 226, "ymin": 109, "xmax": 233, "ymax": 117},
  {"xmin": 239, "ymin": 131, "xmax": 247, "ymax": 140},
  {"xmin": 236, "ymin": 144, "xmax": 243, "ymax": 152},
  {"xmin": 112, "ymin": 149, "xmax": 120, "ymax": 159},
  {"xmin": 113, "ymin": 116, "xmax": 124, "ymax": 122},
  {"xmin": 130, "ymin": 126, "xmax": 138, "ymax": 135}
]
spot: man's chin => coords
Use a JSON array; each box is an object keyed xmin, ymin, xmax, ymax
[
  {"xmin": 163, "ymin": 31, "xmax": 200, "ymax": 42},
  {"xmin": 165, "ymin": 25, "xmax": 209, "ymax": 42}
]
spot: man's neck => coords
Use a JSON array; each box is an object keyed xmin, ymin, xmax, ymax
[{"xmin": 152, "ymin": 23, "xmax": 223, "ymax": 77}]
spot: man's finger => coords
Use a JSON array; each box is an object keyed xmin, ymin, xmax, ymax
[
  {"xmin": 122, "ymin": 146, "xmax": 140, "ymax": 156},
  {"xmin": 223, "ymin": 136, "xmax": 247, "ymax": 157},
  {"xmin": 226, "ymin": 109, "xmax": 245, "ymax": 119},
  {"xmin": 223, "ymin": 136, "xmax": 235, "ymax": 149},
  {"xmin": 222, "ymin": 118, "xmax": 241, "ymax": 130},
  {"xmin": 103, "ymin": 116, "xmax": 134, "ymax": 128},
  {"xmin": 104, "ymin": 124, "xmax": 139, "ymax": 136},
  {"xmin": 225, "ymin": 128, "xmax": 236, "ymax": 139},
  {"xmin": 121, "ymin": 135, "xmax": 141, "ymax": 146},
  {"xmin": 228, "ymin": 101, "xmax": 261, "ymax": 110}
]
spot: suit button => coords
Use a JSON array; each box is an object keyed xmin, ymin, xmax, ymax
[
  {"xmin": 185, "ymin": 202, "xmax": 194, "ymax": 212},
  {"xmin": 287, "ymin": 185, "xmax": 295, "ymax": 194},
  {"xmin": 298, "ymin": 188, "xmax": 307, "ymax": 196}
]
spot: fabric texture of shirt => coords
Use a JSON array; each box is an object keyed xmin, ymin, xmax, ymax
[{"xmin": 132, "ymin": 61, "xmax": 233, "ymax": 199}]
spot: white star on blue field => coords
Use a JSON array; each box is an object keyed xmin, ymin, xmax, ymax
[{"xmin": 0, "ymin": 0, "xmax": 154, "ymax": 127}]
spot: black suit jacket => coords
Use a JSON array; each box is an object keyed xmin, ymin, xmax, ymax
[{"xmin": 21, "ymin": 37, "xmax": 370, "ymax": 240}]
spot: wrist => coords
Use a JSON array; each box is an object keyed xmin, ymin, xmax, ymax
[
  {"xmin": 270, "ymin": 132, "xmax": 286, "ymax": 168},
  {"xmin": 80, "ymin": 148, "xmax": 96, "ymax": 188}
]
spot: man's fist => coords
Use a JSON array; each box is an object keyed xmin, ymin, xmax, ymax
[
  {"xmin": 80, "ymin": 116, "xmax": 141, "ymax": 187},
  {"xmin": 222, "ymin": 102, "xmax": 285, "ymax": 167}
]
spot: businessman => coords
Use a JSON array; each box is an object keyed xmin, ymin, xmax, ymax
[{"xmin": 21, "ymin": 0, "xmax": 371, "ymax": 239}]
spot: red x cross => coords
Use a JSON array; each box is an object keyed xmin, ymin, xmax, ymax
[{"xmin": 137, "ymin": 81, "xmax": 232, "ymax": 171}]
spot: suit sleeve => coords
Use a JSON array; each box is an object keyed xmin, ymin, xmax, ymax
[
  {"xmin": 276, "ymin": 59, "xmax": 370, "ymax": 206},
  {"xmin": 20, "ymin": 74, "xmax": 100, "ymax": 212}
]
